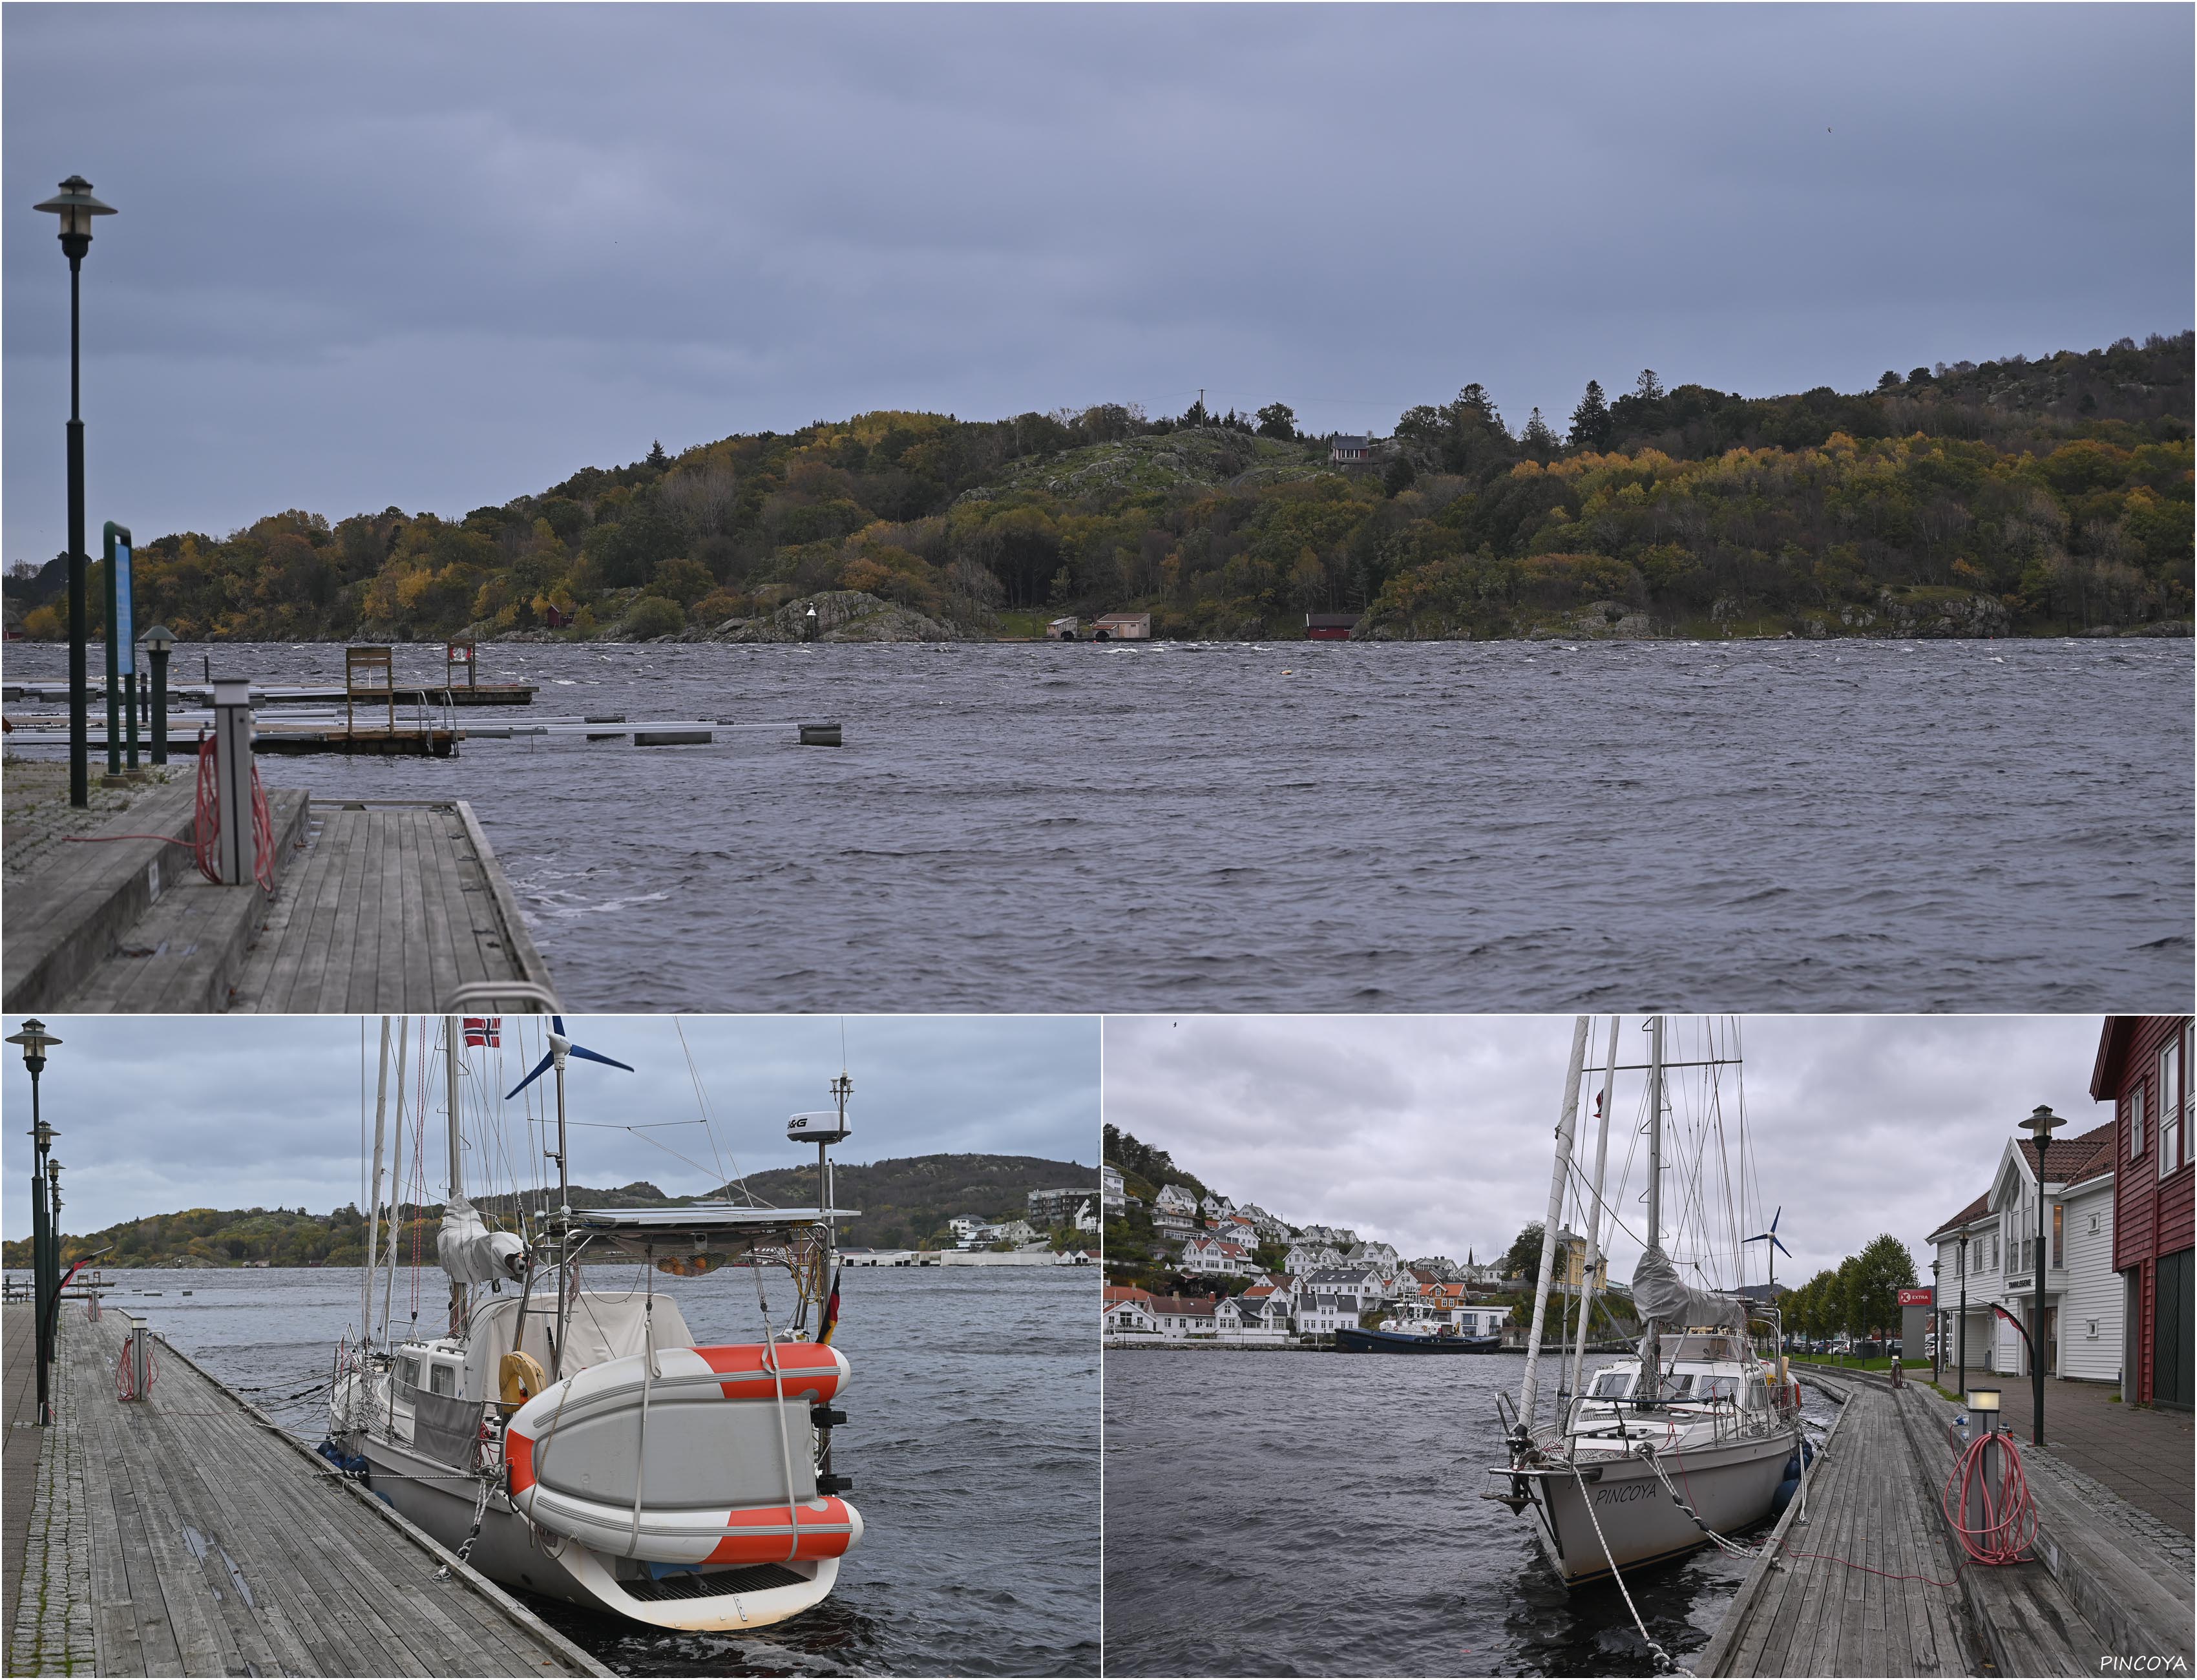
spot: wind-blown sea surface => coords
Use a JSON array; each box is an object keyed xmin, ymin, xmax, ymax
[
  {"xmin": 1102, "ymin": 1349, "xmax": 1834, "ymax": 1678},
  {"xmin": 63, "ymin": 1265, "xmax": 1098, "ymax": 1677},
  {"xmin": 8, "ymin": 638, "xmax": 2189, "ymax": 1011}
]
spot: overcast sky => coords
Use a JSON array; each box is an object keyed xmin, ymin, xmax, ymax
[
  {"xmin": 0, "ymin": 1014, "xmax": 1095, "ymax": 1243},
  {"xmin": 4, "ymin": 4, "xmax": 2189, "ymax": 566},
  {"xmin": 1104, "ymin": 1014, "xmax": 2112, "ymax": 1288}
]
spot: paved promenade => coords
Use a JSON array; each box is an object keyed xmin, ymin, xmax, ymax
[
  {"xmin": 1937, "ymin": 1363, "xmax": 2193, "ymax": 1537},
  {"xmin": 5, "ymin": 1305, "xmax": 43, "ymax": 1656}
]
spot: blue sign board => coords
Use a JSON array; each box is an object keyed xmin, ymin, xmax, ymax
[{"xmin": 112, "ymin": 538, "xmax": 134, "ymax": 675}]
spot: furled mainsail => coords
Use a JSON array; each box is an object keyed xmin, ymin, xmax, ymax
[
  {"xmin": 1630, "ymin": 1245, "xmax": 1747, "ymax": 1335},
  {"xmin": 437, "ymin": 1194, "xmax": 525, "ymax": 1285}
]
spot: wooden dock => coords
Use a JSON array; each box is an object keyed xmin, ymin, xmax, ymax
[
  {"xmin": 229, "ymin": 800, "xmax": 552, "ymax": 1012},
  {"xmin": 1699, "ymin": 1372, "xmax": 2125, "ymax": 1678},
  {"xmin": 5, "ymin": 681, "xmax": 538, "ymax": 708},
  {"xmin": 6, "ymin": 1308, "xmax": 606, "ymax": 1677},
  {"xmin": 5, "ymin": 788, "xmax": 556, "ymax": 1014}
]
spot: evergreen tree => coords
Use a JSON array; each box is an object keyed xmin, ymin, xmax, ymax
[
  {"xmin": 1568, "ymin": 380, "xmax": 1613, "ymax": 452},
  {"xmin": 646, "ymin": 439, "xmax": 669, "ymax": 469},
  {"xmin": 1520, "ymin": 407, "xmax": 1559, "ymax": 459}
]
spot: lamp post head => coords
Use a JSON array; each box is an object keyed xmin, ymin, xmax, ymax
[
  {"xmin": 7, "ymin": 1018, "xmax": 60, "ymax": 1078},
  {"xmin": 32, "ymin": 175, "xmax": 116, "ymax": 260},
  {"xmin": 2019, "ymin": 1103, "xmax": 2064, "ymax": 1158},
  {"xmin": 142, "ymin": 624, "xmax": 176, "ymax": 655}
]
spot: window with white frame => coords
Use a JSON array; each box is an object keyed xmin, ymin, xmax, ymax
[
  {"xmin": 2162, "ymin": 1035, "xmax": 2184, "ymax": 1178},
  {"xmin": 2130, "ymin": 1082, "xmax": 2146, "ymax": 1160}
]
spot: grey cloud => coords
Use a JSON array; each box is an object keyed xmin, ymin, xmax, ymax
[
  {"xmin": 1, "ymin": 1013, "xmax": 1097, "ymax": 1241},
  {"xmin": 1103, "ymin": 1014, "xmax": 2106, "ymax": 1284}
]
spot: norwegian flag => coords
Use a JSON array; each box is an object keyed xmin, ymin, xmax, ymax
[{"xmin": 462, "ymin": 1017, "xmax": 501, "ymax": 1048}]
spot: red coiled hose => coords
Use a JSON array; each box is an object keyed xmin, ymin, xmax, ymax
[
  {"xmin": 116, "ymin": 1333, "xmax": 160, "ymax": 1402},
  {"xmin": 1940, "ymin": 1423, "xmax": 2037, "ymax": 1564},
  {"xmin": 193, "ymin": 729, "xmax": 276, "ymax": 890}
]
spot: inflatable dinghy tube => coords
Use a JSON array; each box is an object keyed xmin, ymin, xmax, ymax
[{"xmin": 505, "ymin": 1341, "xmax": 861, "ymax": 1564}]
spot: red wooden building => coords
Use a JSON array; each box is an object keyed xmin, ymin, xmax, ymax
[
  {"xmin": 2092, "ymin": 1014, "xmax": 2193, "ymax": 1409},
  {"xmin": 1305, "ymin": 613, "xmax": 1360, "ymax": 640}
]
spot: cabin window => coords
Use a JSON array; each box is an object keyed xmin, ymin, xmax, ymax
[
  {"xmin": 2161, "ymin": 1038, "xmax": 2185, "ymax": 1178},
  {"xmin": 397, "ymin": 1356, "xmax": 421, "ymax": 1389},
  {"xmin": 2130, "ymin": 1084, "xmax": 2146, "ymax": 1160},
  {"xmin": 428, "ymin": 1361, "xmax": 455, "ymax": 1396},
  {"xmin": 1588, "ymin": 1369, "xmax": 1634, "ymax": 1399}
]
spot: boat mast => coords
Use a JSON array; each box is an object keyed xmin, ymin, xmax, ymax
[
  {"xmin": 1518, "ymin": 1016, "xmax": 1589, "ymax": 1437},
  {"xmin": 1643, "ymin": 1014, "xmax": 1665, "ymax": 1402},
  {"xmin": 824, "ymin": 1072, "xmax": 849, "ymax": 1279},
  {"xmin": 446, "ymin": 1017, "xmax": 464, "ymax": 1340},
  {"xmin": 363, "ymin": 1018, "xmax": 391, "ymax": 1346},
  {"xmin": 1565, "ymin": 1014, "xmax": 1621, "ymax": 1420},
  {"xmin": 551, "ymin": 1025, "xmax": 573, "ymax": 1379},
  {"xmin": 381, "ymin": 1020, "xmax": 408, "ymax": 1353}
]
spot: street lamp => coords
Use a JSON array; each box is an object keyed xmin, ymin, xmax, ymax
[
  {"xmin": 7, "ymin": 1019, "xmax": 63, "ymax": 1424},
  {"xmin": 2019, "ymin": 1103, "xmax": 2064, "ymax": 1447},
  {"xmin": 1931, "ymin": 1257, "xmax": 1942, "ymax": 1385},
  {"xmin": 1957, "ymin": 1233, "xmax": 1969, "ymax": 1390},
  {"xmin": 32, "ymin": 174, "xmax": 117, "ymax": 810},
  {"xmin": 142, "ymin": 625, "xmax": 176, "ymax": 765}
]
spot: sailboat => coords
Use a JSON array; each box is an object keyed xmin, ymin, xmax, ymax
[
  {"xmin": 326, "ymin": 1017, "xmax": 865, "ymax": 1631},
  {"xmin": 1485, "ymin": 1016, "xmax": 1802, "ymax": 1586}
]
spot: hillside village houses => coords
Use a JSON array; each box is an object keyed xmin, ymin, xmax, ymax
[{"xmin": 1106, "ymin": 1178, "xmax": 1527, "ymax": 1345}]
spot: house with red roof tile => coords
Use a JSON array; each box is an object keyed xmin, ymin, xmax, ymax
[{"xmin": 1927, "ymin": 1118, "xmax": 2121, "ymax": 1383}]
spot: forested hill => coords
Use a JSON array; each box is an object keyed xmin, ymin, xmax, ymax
[
  {"xmin": 3, "ymin": 1152, "xmax": 1095, "ymax": 1270},
  {"xmin": 6, "ymin": 332, "xmax": 2189, "ymax": 644}
]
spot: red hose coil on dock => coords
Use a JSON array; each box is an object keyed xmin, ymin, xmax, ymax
[
  {"xmin": 1939, "ymin": 1424, "xmax": 2037, "ymax": 1565},
  {"xmin": 116, "ymin": 1333, "xmax": 159, "ymax": 1402},
  {"xmin": 193, "ymin": 730, "xmax": 277, "ymax": 890}
]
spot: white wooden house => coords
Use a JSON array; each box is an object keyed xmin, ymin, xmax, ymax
[
  {"xmin": 1144, "ymin": 1294, "xmax": 1219, "ymax": 1340},
  {"xmin": 1214, "ymin": 1294, "xmax": 1290, "ymax": 1344},
  {"xmin": 1295, "ymin": 1293, "xmax": 1358, "ymax": 1337},
  {"xmin": 1927, "ymin": 1120, "xmax": 2119, "ymax": 1383}
]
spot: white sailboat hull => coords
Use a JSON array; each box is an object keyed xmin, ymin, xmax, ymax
[
  {"xmin": 359, "ymin": 1433, "xmax": 839, "ymax": 1632},
  {"xmin": 1524, "ymin": 1429, "xmax": 1796, "ymax": 1584}
]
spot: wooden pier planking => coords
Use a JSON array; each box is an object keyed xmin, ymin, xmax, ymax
[
  {"xmin": 1703, "ymin": 1378, "xmax": 1975, "ymax": 1678},
  {"xmin": 228, "ymin": 800, "xmax": 554, "ymax": 1013},
  {"xmin": 26, "ymin": 1310, "xmax": 606, "ymax": 1679}
]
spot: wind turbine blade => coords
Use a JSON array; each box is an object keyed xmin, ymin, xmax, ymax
[
  {"xmin": 1772, "ymin": 1235, "xmax": 1793, "ymax": 1257},
  {"xmin": 567, "ymin": 1044, "xmax": 636, "ymax": 1074},
  {"xmin": 506, "ymin": 1051, "xmax": 556, "ymax": 1101},
  {"xmin": 1770, "ymin": 1206, "xmax": 1782, "ymax": 1232}
]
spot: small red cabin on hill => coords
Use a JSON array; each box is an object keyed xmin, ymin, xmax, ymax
[{"xmin": 2093, "ymin": 1014, "xmax": 2194, "ymax": 1409}]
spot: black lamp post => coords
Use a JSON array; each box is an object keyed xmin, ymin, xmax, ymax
[
  {"xmin": 32, "ymin": 176, "xmax": 117, "ymax": 810},
  {"xmin": 142, "ymin": 625, "xmax": 176, "ymax": 765},
  {"xmin": 2019, "ymin": 1102, "xmax": 2063, "ymax": 1447},
  {"xmin": 1931, "ymin": 1257, "xmax": 1942, "ymax": 1385},
  {"xmin": 8, "ymin": 1019, "xmax": 62, "ymax": 1425},
  {"xmin": 1957, "ymin": 1233, "xmax": 1968, "ymax": 1390}
]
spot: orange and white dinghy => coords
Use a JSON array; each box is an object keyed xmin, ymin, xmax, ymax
[{"xmin": 504, "ymin": 1338, "xmax": 863, "ymax": 1622}]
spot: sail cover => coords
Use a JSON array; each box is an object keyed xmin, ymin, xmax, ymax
[
  {"xmin": 1630, "ymin": 1246, "xmax": 1747, "ymax": 1334},
  {"xmin": 437, "ymin": 1194, "xmax": 525, "ymax": 1285}
]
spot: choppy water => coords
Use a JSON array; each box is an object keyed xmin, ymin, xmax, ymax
[
  {"xmin": 1102, "ymin": 1349, "xmax": 1833, "ymax": 1679},
  {"xmin": 6, "ymin": 638, "xmax": 2189, "ymax": 1011},
  {"xmin": 59, "ymin": 1265, "xmax": 1098, "ymax": 1677}
]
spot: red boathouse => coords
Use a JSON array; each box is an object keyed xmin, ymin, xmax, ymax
[{"xmin": 2092, "ymin": 1014, "xmax": 2194, "ymax": 1409}]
